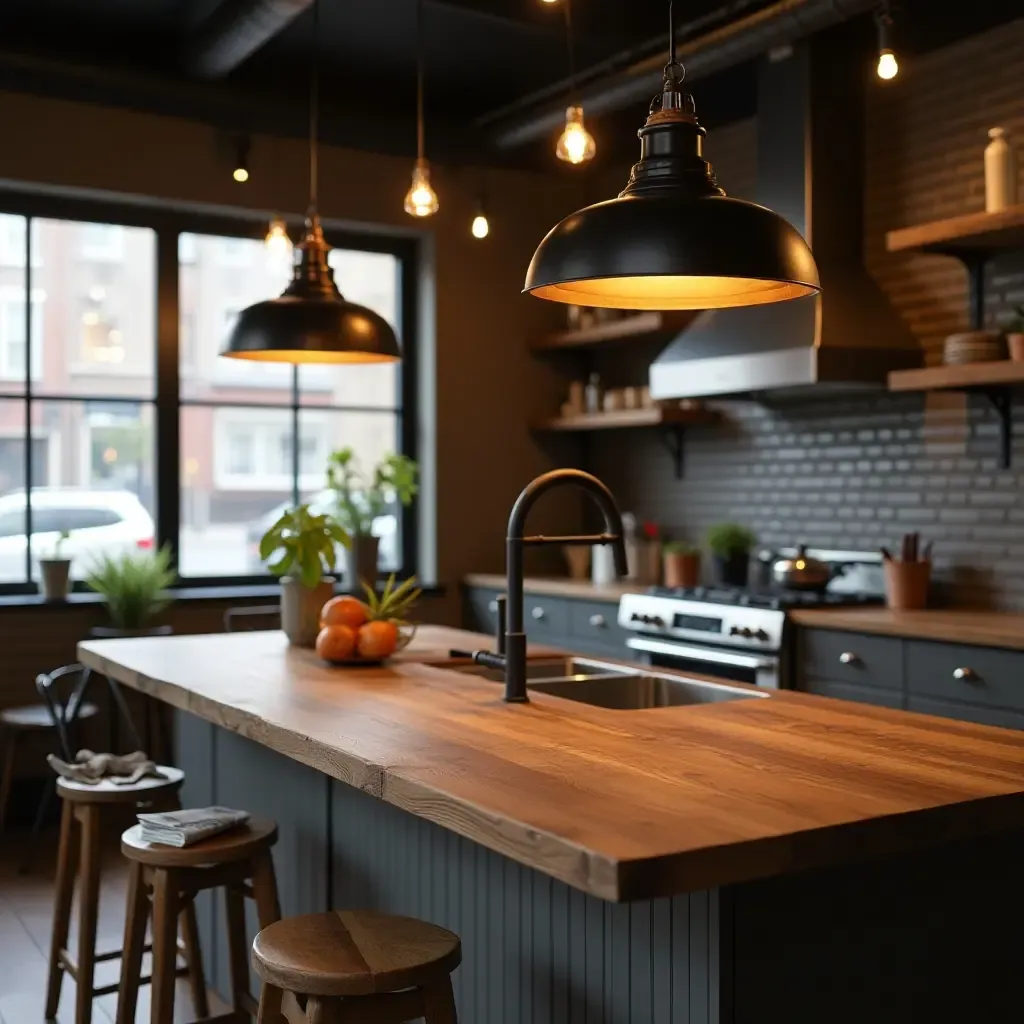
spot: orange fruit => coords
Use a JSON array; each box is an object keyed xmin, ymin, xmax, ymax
[
  {"xmin": 320, "ymin": 595, "xmax": 368, "ymax": 630},
  {"xmin": 356, "ymin": 620, "xmax": 399, "ymax": 660},
  {"xmin": 316, "ymin": 624, "xmax": 357, "ymax": 662}
]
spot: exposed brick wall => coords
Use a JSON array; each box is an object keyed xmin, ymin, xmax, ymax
[{"xmin": 589, "ymin": 19, "xmax": 1024, "ymax": 610}]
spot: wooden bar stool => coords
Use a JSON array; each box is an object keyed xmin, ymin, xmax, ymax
[
  {"xmin": 252, "ymin": 910, "xmax": 461, "ymax": 1024},
  {"xmin": 46, "ymin": 768, "xmax": 188, "ymax": 1024},
  {"xmin": 118, "ymin": 816, "xmax": 281, "ymax": 1024}
]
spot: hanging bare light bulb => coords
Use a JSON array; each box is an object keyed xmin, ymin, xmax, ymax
[
  {"xmin": 232, "ymin": 137, "xmax": 251, "ymax": 182},
  {"xmin": 554, "ymin": 1, "xmax": 595, "ymax": 165},
  {"xmin": 404, "ymin": 0, "xmax": 439, "ymax": 217},
  {"xmin": 471, "ymin": 196, "xmax": 490, "ymax": 239},
  {"xmin": 264, "ymin": 216, "xmax": 293, "ymax": 259},
  {"xmin": 876, "ymin": 3, "xmax": 898, "ymax": 80}
]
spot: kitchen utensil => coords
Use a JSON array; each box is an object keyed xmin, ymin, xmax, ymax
[
  {"xmin": 772, "ymin": 546, "xmax": 836, "ymax": 592},
  {"xmin": 880, "ymin": 547, "xmax": 893, "ymax": 562}
]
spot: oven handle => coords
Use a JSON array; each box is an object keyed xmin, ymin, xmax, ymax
[{"xmin": 626, "ymin": 636, "xmax": 778, "ymax": 671}]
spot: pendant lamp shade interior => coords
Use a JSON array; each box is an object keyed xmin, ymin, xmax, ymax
[{"xmin": 525, "ymin": 2, "xmax": 819, "ymax": 311}]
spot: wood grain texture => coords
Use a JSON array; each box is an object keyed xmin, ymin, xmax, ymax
[
  {"xmin": 885, "ymin": 203, "xmax": 1024, "ymax": 253},
  {"xmin": 531, "ymin": 405, "xmax": 718, "ymax": 433},
  {"xmin": 120, "ymin": 817, "xmax": 277, "ymax": 866},
  {"xmin": 79, "ymin": 627, "xmax": 1024, "ymax": 901},
  {"xmin": 791, "ymin": 607, "xmax": 1024, "ymax": 650},
  {"xmin": 55, "ymin": 767, "xmax": 184, "ymax": 805},
  {"xmin": 530, "ymin": 311, "xmax": 697, "ymax": 351},
  {"xmin": 888, "ymin": 359, "xmax": 1024, "ymax": 393},
  {"xmin": 463, "ymin": 574, "xmax": 643, "ymax": 601}
]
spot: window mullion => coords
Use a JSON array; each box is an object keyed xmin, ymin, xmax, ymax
[
  {"xmin": 23, "ymin": 215, "xmax": 33, "ymax": 587},
  {"xmin": 155, "ymin": 230, "xmax": 180, "ymax": 567}
]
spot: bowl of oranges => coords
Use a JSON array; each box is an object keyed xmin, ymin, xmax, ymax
[{"xmin": 316, "ymin": 574, "xmax": 420, "ymax": 665}]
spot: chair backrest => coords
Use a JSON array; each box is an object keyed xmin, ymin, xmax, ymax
[
  {"xmin": 224, "ymin": 604, "xmax": 282, "ymax": 633},
  {"xmin": 35, "ymin": 664, "xmax": 93, "ymax": 761}
]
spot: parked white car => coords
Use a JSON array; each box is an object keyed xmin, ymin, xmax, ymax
[{"xmin": 0, "ymin": 488, "xmax": 156, "ymax": 582}]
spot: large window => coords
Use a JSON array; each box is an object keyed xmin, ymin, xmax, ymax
[{"xmin": 0, "ymin": 198, "xmax": 416, "ymax": 593}]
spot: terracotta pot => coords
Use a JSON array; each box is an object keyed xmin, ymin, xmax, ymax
[
  {"xmin": 1007, "ymin": 333, "xmax": 1024, "ymax": 361},
  {"xmin": 663, "ymin": 551, "xmax": 700, "ymax": 589},
  {"xmin": 346, "ymin": 535, "xmax": 380, "ymax": 592},
  {"xmin": 39, "ymin": 558, "xmax": 71, "ymax": 601},
  {"xmin": 883, "ymin": 560, "xmax": 931, "ymax": 611},
  {"xmin": 281, "ymin": 576, "xmax": 335, "ymax": 647},
  {"xmin": 713, "ymin": 551, "xmax": 749, "ymax": 587}
]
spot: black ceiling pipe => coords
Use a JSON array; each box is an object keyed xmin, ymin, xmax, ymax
[
  {"xmin": 185, "ymin": 0, "xmax": 314, "ymax": 78},
  {"xmin": 487, "ymin": 0, "xmax": 879, "ymax": 150}
]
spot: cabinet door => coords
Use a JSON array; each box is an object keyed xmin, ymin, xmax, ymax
[
  {"xmin": 907, "ymin": 696, "xmax": 1024, "ymax": 731},
  {"xmin": 905, "ymin": 641, "xmax": 1024, "ymax": 713},
  {"xmin": 798, "ymin": 628, "xmax": 903, "ymax": 692},
  {"xmin": 523, "ymin": 594, "xmax": 569, "ymax": 640},
  {"xmin": 802, "ymin": 677, "xmax": 903, "ymax": 709},
  {"xmin": 567, "ymin": 599, "xmax": 629, "ymax": 654},
  {"xmin": 464, "ymin": 587, "xmax": 502, "ymax": 635}
]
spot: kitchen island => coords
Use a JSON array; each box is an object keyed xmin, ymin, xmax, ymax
[{"xmin": 79, "ymin": 627, "xmax": 1024, "ymax": 1023}]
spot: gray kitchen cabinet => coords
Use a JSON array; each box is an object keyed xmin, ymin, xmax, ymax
[
  {"xmin": 567, "ymin": 598, "xmax": 631, "ymax": 654},
  {"xmin": 907, "ymin": 696, "xmax": 1024, "ymax": 731},
  {"xmin": 801, "ymin": 677, "xmax": 903, "ymax": 709},
  {"xmin": 905, "ymin": 640, "xmax": 1024, "ymax": 713},
  {"xmin": 798, "ymin": 628, "xmax": 902, "ymax": 692}
]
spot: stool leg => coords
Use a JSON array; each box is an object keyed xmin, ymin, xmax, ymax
[
  {"xmin": 250, "ymin": 850, "xmax": 281, "ymax": 928},
  {"xmin": 150, "ymin": 867, "xmax": 180, "ymax": 1024},
  {"xmin": 179, "ymin": 897, "xmax": 209, "ymax": 1018},
  {"xmin": 421, "ymin": 978, "xmax": 459, "ymax": 1024},
  {"xmin": 224, "ymin": 883, "xmax": 252, "ymax": 1016},
  {"xmin": 0, "ymin": 726, "xmax": 19, "ymax": 833},
  {"xmin": 75, "ymin": 804, "xmax": 103, "ymax": 1024},
  {"xmin": 256, "ymin": 982, "xmax": 284, "ymax": 1024},
  {"xmin": 45, "ymin": 797, "xmax": 78, "ymax": 1019},
  {"xmin": 115, "ymin": 860, "xmax": 149, "ymax": 1024}
]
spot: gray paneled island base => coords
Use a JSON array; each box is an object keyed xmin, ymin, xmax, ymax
[{"xmin": 80, "ymin": 628, "xmax": 1024, "ymax": 1023}]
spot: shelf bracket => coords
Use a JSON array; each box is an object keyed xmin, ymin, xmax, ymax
[
  {"xmin": 981, "ymin": 389, "xmax": 1013, "ymax": 469},
  {"xmin": 659, "ymin": 425, "xmax": 686, "ymax": 479}
]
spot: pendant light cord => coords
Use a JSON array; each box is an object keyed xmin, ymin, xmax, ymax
[
  {"xmin": 309, "ymin": 0, "xmax": 320, "ymax": 209},
  {"xmin": 665, "ymin": 0, "xmax": 684, "ymax": 80},
  {"xmin": 564, "ymin": 0, "xmax": 577, "ymax": 104},
  {"xmin": 416, "ymin": 0, "xmax": 425, "ymax": 161}
]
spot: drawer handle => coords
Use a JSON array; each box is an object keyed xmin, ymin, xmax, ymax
[
  {"xmin": 589, "ymin": 613, "xmax": 607, "ymax": 629},
  {"xmin": 953, "ymin": 667, "xmax": 979, "ymax": 682},
  {"xmin": 488, "ymin": 600, "xmax": 499, "ymax": 613},
  {"xmin": 531, "ymin": 606, "xmax": 546, "ymax": 621},
  {"xmin": 838, "ymin": 652, "xmax": 860, "ymax": 666}
]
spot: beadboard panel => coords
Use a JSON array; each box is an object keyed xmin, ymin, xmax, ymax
[{"xmin": 329, "ymin": 778, "xmax": 723, "ymax": 1024}]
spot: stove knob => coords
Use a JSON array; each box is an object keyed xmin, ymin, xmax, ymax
[
  {"xmin": 630, "ymin": 612, "xmax": 642, "ymax": 622},
  {"xmin": 648, "ymin": 615, "xmax": 664, "ymax": 628},
  {"xmin": 753, "ymin": 628, "xmax": 769, "ymax": 641},
  {"xmin": 729, "ymin": 625, "xmax": 742, "ymax": 636},
  {"xmin": 740, "ymin": 627, "xmax": 754, "ymax": 638}
]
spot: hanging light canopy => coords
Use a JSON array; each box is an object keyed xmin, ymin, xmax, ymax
[
  {"xmin": 404, "ymin": 0, "xmax": 439, "ymax": 217},
  {"xmin": 222, "ymin": 1, "xmax": 400, "ymax": 365},
  {"xmin": 525, "ymin": 1, "xmax": 819, "ymax": 310}
]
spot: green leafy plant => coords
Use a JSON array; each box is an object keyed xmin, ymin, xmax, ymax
[
  {"xmin": 85, "ymin": 544, "xmax": 176, "ymax": 630},
  {"xmin": 260, "ymin": 504, "xmax": 349, "ymax": 588},
  {"xmin": 48, "ymin": 529, "xmax": 71, "ymax": 560},
  {"xmin": 326, "ymin": 448, "xmax": 419, "ymax": 536},
  {"xmin": 663, "ymin": 540, "xmax": 697, "ymax": 555},
  {"xmin": 706, "ymin": 523, "xmax": 755, "ymax": 558}
]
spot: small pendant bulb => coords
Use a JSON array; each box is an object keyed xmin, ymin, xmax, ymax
[
  {"xmin": 556, "ymin": 106, "xmax": 596, "ymax": 165},
  {"xmin": 876, "ymin": 4, "xmax": 898, "ymax": 80},
  {"xmin": 264, "ymin": 217, "xmax": 293, "ymax": 259},
  {"xmin": 471, "ymin": 213, "xmax": 489, "ymax": 239}
]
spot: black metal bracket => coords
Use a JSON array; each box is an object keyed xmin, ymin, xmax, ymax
[
  {"xmin": 981, "ymin": 388, "xmax": 1013, "ymax": 469},
  {"xmin": 658, "ymin": 425, "xmax": 686, "ymax": 479}
]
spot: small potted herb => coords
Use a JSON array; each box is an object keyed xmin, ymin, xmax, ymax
[
  {"xmin": 326, "ymin": 448, "xmax": 418, "ymax": 589},
  {"xmin": 662, "ymin": 540, "xmax": 700, "ymax": 589},
  {"xmin": 86, "ymin": 544, "xmax": 176, "ymax": 636},
  {"xmin": 260, "ymin": 504, "xmax": 349, "ymax": 647},
  {"xmin": 39, "ymin": 529, "xmax": 72, "ymax": 601},
  {"xmin": 706, "ymin": 523, "xmax": 756, "ymax": 587},
  {"xmin": 1003, "ymin": 304, "xmax": 1024, "ymax": 361}
]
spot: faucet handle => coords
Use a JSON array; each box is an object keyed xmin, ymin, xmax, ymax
[{"xmin": 494, "ymin": 594, "xmax": 507, "ymax": 655}]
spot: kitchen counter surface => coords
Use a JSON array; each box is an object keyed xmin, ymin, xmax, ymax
[
  {"xmin": 790, "ymin": 607, "xmax": 1024, "ymax": 649},
  {"xmin": 79, "ymin": 626, "xmax": 1024, "ymax": 901},
  {"xmin": 463, "ymin": 572, "xmax": 644, "ymax": 601}
]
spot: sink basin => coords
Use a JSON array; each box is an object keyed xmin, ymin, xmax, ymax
[
  {"xmin": 530, "ymin": 672, "xmax": 768, "ymax": 710},
  {"xmin": 447, "ymin": 655, "xmax": 632, "ymax": 684}
]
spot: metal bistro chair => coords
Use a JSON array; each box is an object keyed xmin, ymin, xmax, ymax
[{"xmin": 0, "ymin": 664, "xmax": 99, "ymax": 871}]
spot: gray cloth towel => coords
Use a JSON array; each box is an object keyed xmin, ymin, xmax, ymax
[{"xmin": 48, "ymin": 749, "xmax": 166, "ymax": 786}]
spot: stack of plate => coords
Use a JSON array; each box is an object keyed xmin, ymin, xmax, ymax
[{"xmin": 943, "ymin": 331, "xmax": 1005, "ymax": 365}]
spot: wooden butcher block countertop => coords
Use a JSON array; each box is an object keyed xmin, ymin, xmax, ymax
[{"xmin": 79, "ymin": 626, "xmax": 1024, "ymax": 901}]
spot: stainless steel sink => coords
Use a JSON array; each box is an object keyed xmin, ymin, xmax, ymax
[
  {"xmin": 447, "ymin": 655, "xmax": 631, "ymax": 684},
  {"xmin": 530, "ymin": 672, "xmax": 768, "ymax": 709}
]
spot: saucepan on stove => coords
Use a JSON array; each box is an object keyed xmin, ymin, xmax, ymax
[{"xmin": 772, "ymin": 545, "xmax": 844, "ymax": 592}]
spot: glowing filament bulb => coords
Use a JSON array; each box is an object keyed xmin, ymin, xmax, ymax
[
  {"xmin": 404, "ymin": 159, "xmax": 439, "ymax": 218},
  {"xmin": 232, "ymin": 166, "xmax": 249, "ymax": 183},
  {"xmin": 556, "ymin": 106, "xmax": 596, "ymax": 165},
  {"xmin": 877, "ymin": 49, "xmax": 898, "ymax": 80},
  {"xmin": 264, "ymin": 217, "xmax": 293, "ymax": 259},
  {"xmin": 471, "ymin": 213, "xmax": 489, "ymax": 239}
]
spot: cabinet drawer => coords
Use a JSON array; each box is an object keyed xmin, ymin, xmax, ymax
[
  {"xmin": 465, "ymin": 587, "xmax": 502, "ymax": 636},
  {"xmin": 799, "ymin": 628, "xmax": 902, "ymax": 690},
  {"xmin": 567, "ymin": 599, "xmax": 627, "ymax": 651},
  {"xmin": 802, "ymin": 678, "xmax": 903, "ymax": 709},
  {"xmin": 908, "ymin": 695, "xmax": 1024, "ymax": 731},
  {"xmin": 905, "ymin": 641, "xmax": 1024, "ymax": 712},
  {"xmin": 524, "ymin": 595, "xmax": 569, "ymax": 639}
]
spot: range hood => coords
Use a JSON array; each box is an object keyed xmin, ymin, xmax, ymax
[{"xmin": 649, "ymin": 33, "xmax": 921, "ymax": 400}]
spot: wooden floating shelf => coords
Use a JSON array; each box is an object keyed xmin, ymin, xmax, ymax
[
  {"xmin": 530, "ymin": 311, "xmax": 696, "ymax": 352},
  {"xmin": 889, "ymin": 361, "xmax": 1024, "ymax": 393},
  {"xmin": 886, "ymin": 205, "xmax": 1024, "ymax": 256},
  {"xmin": 531, "ymin": 405, "xmax": 715, "ymax": 432}
]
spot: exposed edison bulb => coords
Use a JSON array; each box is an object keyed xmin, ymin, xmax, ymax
[
  {"xmin": 404, "ymin": 159, "xmax": 439, "ymax": 218},
  {"xmin": 876, "ymin": 49, "xmax": 898, "ymax": 80},
  {"xmin": 471, "ymin": 213, "xmax": 490, "ymax": 239},
  {"xmin": 264, "ymin": 217, "xmax": 292, "ymax": 259},
  {"xmin": 556, "ymin": 106, "xmax": 596, "ymax": 165},
  {"xmin": 232, "ymin": 166, "xmax": 249, "ymax": 183}
]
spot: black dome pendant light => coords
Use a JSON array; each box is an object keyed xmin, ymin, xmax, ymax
[
  {"xmin": 221, "ymin": 0, "xmax": 401, "ymax": 364},
  {"xmin": 524, "ymin": 0, "xmax": 820, "ymax": 310}
]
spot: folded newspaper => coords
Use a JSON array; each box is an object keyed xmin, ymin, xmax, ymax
[{"xmin": 136, "ymin": 806, "xmax": 249, "ymax": 848}]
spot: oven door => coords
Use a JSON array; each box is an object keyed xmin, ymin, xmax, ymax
[{"xmin": 626, "ymin": 636, "xmax": 781, "ymax": 689}]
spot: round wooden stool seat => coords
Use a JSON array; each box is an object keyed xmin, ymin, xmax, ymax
[
  {"xmin": 252, "ymin": 910, "xmax": 462, "ymax": 998},
  {"xmin": 120, "ymin": 815, "xmax": 278, "ymax": 866},
  {"xmin": 55, "ymin": 765, "xmax": 184, "ymax": 804}
]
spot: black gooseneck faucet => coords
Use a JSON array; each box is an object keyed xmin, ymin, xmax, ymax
[{"xmin": 473, "ymin": 469, "xmax": 629, "ymax": 703}]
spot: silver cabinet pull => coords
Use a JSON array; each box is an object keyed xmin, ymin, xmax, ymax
[
  {"xmin": 488, "ymin": 600, "xmax": 499, "ymax": 613},
  {"xmin": 839, "ymin": 652, "xmax": 859, "ymax": 665},
  {"xmin": 531, "ymin": 606, "xmax": 545, "ymax": 621},
  {"xmin": 589, "ymin": 614, "xmax": 607, "ymax": 629},
  {"xmin": 953, "ymin": 667, "xmax": 979, "ymax": 682}
]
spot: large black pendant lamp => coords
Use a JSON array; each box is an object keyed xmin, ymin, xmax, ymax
[
  {"xmin": 524, "ymin": 1, "xmax": 820, "ymax": 310},
  {"xmin": 221, "ymin": 0, "xmax": 401, "ymax": 364}
]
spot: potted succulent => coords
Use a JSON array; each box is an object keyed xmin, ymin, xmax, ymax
[
  {"xmin": 39, "ymin": 529, "xmax": 72, "ymax": 601},
  {"xmin": 326, "ymin": 448, "xmax": 418, "ymax": 589},
  {"xmin": 86, "ymin": 544, "xmax": 176, "ymax": 637},
  {"xmin": 1003, "ymin": 305, "xmax": 1024, "ymax": 361},
  {"xmin": 706, "ymin": 523, "xmax": 756, "ymax": 587},
  {"xmin": 663, "ymin": 540, "xmax": 700, "ymax": 589},
  {"xmin": 260, "ymin": 504, "xmax": 349, "ymax": 647}
]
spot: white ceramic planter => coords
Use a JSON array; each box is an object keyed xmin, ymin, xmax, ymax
[{"xmin": 281, "ymin": 576, "xmax": 335, "ymax": 647}]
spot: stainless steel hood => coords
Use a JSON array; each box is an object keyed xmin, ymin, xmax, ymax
[{"xmin": 650, "ymin": 32, "xmax": 921, "ymax": 400}]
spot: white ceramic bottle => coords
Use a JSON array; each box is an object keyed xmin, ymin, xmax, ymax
[{"xmin": 984, "ymin": 127, "xmax": 1016, "ymax": 213}]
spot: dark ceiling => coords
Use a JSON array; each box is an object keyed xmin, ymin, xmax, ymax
[{"xmin": 0, "ymin": 0, "xmax": 1020, "ymax": 173}]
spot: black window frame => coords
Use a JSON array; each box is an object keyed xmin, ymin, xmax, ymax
[{"xmin": 0, "ymin": 189, "xmax": 420, "ymax": 596}]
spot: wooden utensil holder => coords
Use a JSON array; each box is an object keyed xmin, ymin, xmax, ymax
[{"xmin": 884, "ymin": 560, "xmax": 931, "ymax": 610}]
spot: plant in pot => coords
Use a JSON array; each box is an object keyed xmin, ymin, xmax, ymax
[
  {"xmin": 326, "ymin": 448, "xmax": 418, "ymax": 589},
  {"xmin": 1003, "ymin": 305, "xmax": 1024, "ymax": 361},
  {"xmin": 260, "ymin": 504, "xmax": 349, "ymax": 647},
  {"xmin": 706, "ymin": 523, "xmax": 755, "ymax": 587},
  {"xmin": 85, "ymin": 544, "xmax": 177, "ymax": 637},
  {"xmin": 39, "ymin": 529, "xmax": 72, "ymax": 601},
  {"xmin": 663, "ymin": 540, "xmax": 700, "ymax": 589}
]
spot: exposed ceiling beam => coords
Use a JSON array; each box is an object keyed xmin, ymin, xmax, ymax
[{"xmin": 185, "ymin": 0, "xmax": 314, "ymax": 78}]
